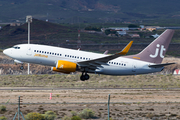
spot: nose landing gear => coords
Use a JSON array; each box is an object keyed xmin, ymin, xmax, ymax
[
  {"xmin": 14, "ymin": 60, "xmax": 24, "ymax": 70},
  {"xmin": 80, "ymin": 72, "xmax": 90, "ymax": 81},
  {"xmin": 20, "ymin": 65, "xmax": 24, "ymax": 70}
]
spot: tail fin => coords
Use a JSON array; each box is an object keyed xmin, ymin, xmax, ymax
[{"xmin": 125, "ymin": 29, "xmax": 174, "ymax": 63}]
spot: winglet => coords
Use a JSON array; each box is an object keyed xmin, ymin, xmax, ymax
[{"xmin": 118, "ymin": 41, "xmax": 133, "ymax": 55}]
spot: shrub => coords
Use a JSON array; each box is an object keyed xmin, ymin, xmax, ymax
[
  {"xmin": 0, "ymin": 106, "xmax": 6, "ymax": 111},
  {"xmin": 71, "ymin": 111, "xmax": 77, "ymax": 116},
  {"xmin": 25, "ymin": 112, "xmax": 45, "ymax": 120},
  {"xmin": 44, "ymin": 111, "xmax": 56, "ymax": 120},
  {"xmin": 62, "ymin": 116, "xmax": 71, "ymax": 120},
  {"xmin": 78, "ymin": 108, "xmax": 95, "ymax": 119},
  {"xmin": 71, "ymin": 116, "xmax": 81, "ymax": 120},
  {"xmin": 0, "ymin": 116, "xmax": 7, "ymax": 120}
]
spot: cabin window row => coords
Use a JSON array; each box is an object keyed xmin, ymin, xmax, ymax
[
  {"xmin": 33, "ymin": 49, "xmax": 125, "ymax": 66},
  {"xmin": 108, "ymin": 62, "xmax": 126, "ymax": 66},
  {"xmin": 34, "ymin": 50, "xmax": 62, "ymax": 56},
  {"xmin": 65, "ymin": 55, "xmax": 90, "ymax": 60}
]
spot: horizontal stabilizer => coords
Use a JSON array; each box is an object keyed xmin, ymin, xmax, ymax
[{"xmin": 148, "ymin": 63, "xmax": 176, "ymax": 68}]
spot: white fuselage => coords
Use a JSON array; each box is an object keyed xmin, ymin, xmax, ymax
[{"xmin": 3, "ymin": 44, "xmax": 163, "ymax": 75}]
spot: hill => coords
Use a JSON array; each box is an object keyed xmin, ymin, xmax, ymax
[
  {"xmin": 1, "ymin": 19, "xmax": 180, "ymax": 57},
  {"xmin": 0, "ymin": 19, "xmax": 78, "ymax": 47},
  {"xmin": 0, "ymin": 0, "xmax": 180, "ymax": 23}
]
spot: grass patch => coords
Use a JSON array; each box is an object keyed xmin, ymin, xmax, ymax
[{"xmin": 0, "ymin": 74, "xmax": 179, "ymax": 88}]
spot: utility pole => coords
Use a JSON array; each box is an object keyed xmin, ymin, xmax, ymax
[
  {"xmin": 77, "ymin": 17, "xmax": 81, "ymax": 49},
  {"xmin": 108, "ymin": 94, "xmax": 111, "ymax": 120},
  {"xmin": 26, "ymin": 16, "xmax": 32, "ymax": 75},
  {"xmin": 13, "ymin": 96, "xmax": 25, "ymax": 120}
]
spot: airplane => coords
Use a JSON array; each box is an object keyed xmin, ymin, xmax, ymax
[{"xmin": 3, "ymin": 29, "xmax": 175, "ymax": 81}]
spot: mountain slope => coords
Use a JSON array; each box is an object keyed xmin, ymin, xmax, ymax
[{"xmin": 0, "ymin": 0, "xmax": 180, "ymax": 23}]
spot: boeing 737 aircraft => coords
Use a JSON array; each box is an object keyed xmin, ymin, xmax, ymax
[{"xmin": 3, "ymin": 29, "xmax": 175, "ymax": 81}]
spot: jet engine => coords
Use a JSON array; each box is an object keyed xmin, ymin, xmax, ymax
[{"xmin": 51, "ymin": 60, "xmax": 77, "ymax": 73}]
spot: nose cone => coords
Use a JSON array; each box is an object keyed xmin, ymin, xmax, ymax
[
  {"xmin": 3, "ymin": 49, "xmax": 7, "ymax": 55},
  {"xmin": 3, "ymin": 49, "xmax": 10, "ymax": 56}
]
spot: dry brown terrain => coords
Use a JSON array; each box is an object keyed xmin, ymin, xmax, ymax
[{"xmin": 1, "ymin": 88, "xmax": 180, "ymax": 119}]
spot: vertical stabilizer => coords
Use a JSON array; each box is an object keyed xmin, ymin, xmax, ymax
[{"xmin": 125, "ymin": 29, "xmax": 174, "ymax": 63}]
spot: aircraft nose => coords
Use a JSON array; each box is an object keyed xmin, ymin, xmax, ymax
[
  {"xmin": 3, "ymin": 49, "xmax": 10, "ymax": 56},
  {"xmin": 3, "ymin": 49, "xmax": 7, "ymax": 55}
]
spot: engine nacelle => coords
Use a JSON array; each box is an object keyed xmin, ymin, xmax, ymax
[
  {"xmin": 51, "ymin": 67, "xmax": 71, "ymax": 74},
  {"xmin": 52, "ymin": 60, "xmax": 77, "ymax": 73}
]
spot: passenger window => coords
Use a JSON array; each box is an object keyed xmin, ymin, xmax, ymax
[
  {"xmin": 117, "ymin": 63, "xmax": 118, "ymax": 65},
  {"xmin": 60, "ymin": 54, "xmax": 61, "ymax": 56},
  {"xmin": 42, "ymin": 51, "xmax": 44, "ymax": 53},
  {"xmin": 55, "ymin": 53, "xmax": 56, "ymax": 55},
  {"xmin": 47, "ymin": 52, "xmax": 49, "ymax": 54},
  {"xmin": 50, "ymin": 52, "xmax": 51, "ymax": 54},
  {"xmin": 45, "ymin": 52, "xmax": 46, "ymax": 54},
  {"xmin": 114, "ymin": 62, "xmax": 116, "ymax": 64},
  {"xmin": 83, "ymin": 57, "xmax": 85, "ymax": 60},
  {"xmin": 34, "ymin": 50, "xmax": 36, "ymax": 52},
  {"xmin": 52, "ymin": 53, "xmax": 54, "ymax": 55},
  {"xmin": 72, "ymin": 56, "xmax": 74, "ymax": 58},
  {"xmin": 70, "ymin": 55, "xmax": 71, "ymax": 57},
  {"xmin": 80, "ymin": 57, "xmax": 82, "ymax": 59},
  {"xmin": 39, "ymin": 51, "xmax": 41, "ymax": 53},
  {"xmin": 37, "ymin": 50, "xmax": 39, "ymax": 52},
  {"xmin": 18, "ymin": 47, "xmax": 20, "ymax": 49},
  {"xmin": 124, "ymin": 64, "xmax": 126, "ymax": 66},
  {"xmin": 75, "ymin": 56, "xmax": 76, "ymax": 58},
  {"xmin": 65, "ymin": 55, "xmax": 67, "ymax": 57},
  {"xmin": 119, "ymin": 63, "xmax": 121, "ymax": 65},
  {"xmin": 57, "ymin": 53, "xmax": 59, "ymax": 55}
]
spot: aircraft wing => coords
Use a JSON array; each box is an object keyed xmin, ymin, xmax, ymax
[{"xmin": 77, "ymin": 41, "xmax": 133, "ymax": 68}]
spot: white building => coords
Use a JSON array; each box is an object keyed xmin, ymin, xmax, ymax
[
  {"xmin": 117, "ymin": 31, "xmax": 127, "ymax": 35},
  {"xmin": 109, "ymin": 27, "xmax": 129, "ymax": 31}
]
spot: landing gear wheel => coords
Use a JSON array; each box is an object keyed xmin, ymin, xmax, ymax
[
  {"xmin": 80, "ymin": 75, "xmax": 85, "ymax": 81},
  {"xmin": 80, "ymin": 72, "xmax": 90, "ymax": 81},
  {"xmin": 20, "ymin": 66, "xmax": 24, "ymax": 70},
  {"xmin": 84, "ymin": 74, "xmax": 90, "ymax": 80}
]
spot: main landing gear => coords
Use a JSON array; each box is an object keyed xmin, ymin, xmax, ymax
[{"xmin": 80, "ymin": 72, "xmax": 90, "ymax": 81}]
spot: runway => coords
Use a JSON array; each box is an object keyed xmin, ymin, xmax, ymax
[
  {"xmin": 0, "ymin": 87, "xmax": 180, "ymax": 91},
  {"xmin": 1, "ymin": 87, "xmax": 180, "ymax": 104}
]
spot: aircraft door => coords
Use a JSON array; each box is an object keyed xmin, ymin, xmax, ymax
[{"xmin": 27, "ymin": 46, "xmax": 32, "ymax": 56}]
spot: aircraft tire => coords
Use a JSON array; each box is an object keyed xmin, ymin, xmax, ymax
[
  {"xmin": 80, "ymin": 75, "xmax": 85, "ymax": 81},
  {"xmin": 85, "ymin": 74, "xmax": 90, "ymax": 80},
  {"xmin": 20, "ymin": 66, "xmax": 24, "ymax": 70}
]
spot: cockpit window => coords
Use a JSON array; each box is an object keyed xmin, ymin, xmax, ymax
[{"xmin": 12, "ymin": 46, "xmax": 20, "ymax": 49}]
